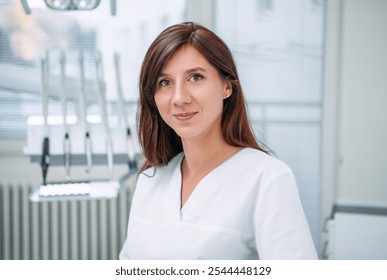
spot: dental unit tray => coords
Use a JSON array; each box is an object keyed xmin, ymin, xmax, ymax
[
  {"xmin": 29, "ymin": 180, "xmax": 121, "ymax": 202},
  {"xmin": 25, "ymin": 119, "xmax": 140, "ymax": 202},
  {"xmin": 25, "ymin": 117, "xmax": 138, "ymax": 165}
]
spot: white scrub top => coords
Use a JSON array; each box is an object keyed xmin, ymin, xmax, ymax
[{"xmin": 119, "ymin": 148, "xmax": 318, "ymax": 259}]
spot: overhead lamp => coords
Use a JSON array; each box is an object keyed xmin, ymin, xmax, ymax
[
  {"xmin": 20, "ymin": 0, "xmax": 116, "ymax": 15},
  {"xmin": 44, "ymin": 0, "xmax": 101, "ymax": 10}
]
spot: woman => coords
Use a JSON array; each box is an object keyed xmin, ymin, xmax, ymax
[{"xmin": 120, "ymin": 22, "xmax": 318, "ymax": 260}]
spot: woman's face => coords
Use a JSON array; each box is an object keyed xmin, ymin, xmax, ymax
[{"xmin": 154, "ymin": 45, "xmax": 232, "ymax": 141}]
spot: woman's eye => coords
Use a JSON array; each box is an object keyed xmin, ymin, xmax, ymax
[
  {"xmin": 190, "ymin": 74, "xmax": 203, "ymax": 82},
  {"xmin": 159, "ymin": 79, "xmax": 171, "ymax": 87}
]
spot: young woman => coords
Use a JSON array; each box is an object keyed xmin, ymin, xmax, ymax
[{"xmin": 119, "ymin": 22, "xmax": 318, "ymax": 259}]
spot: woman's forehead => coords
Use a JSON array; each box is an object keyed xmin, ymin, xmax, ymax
[{"xmin": 161, "ymin": 45, "xmax": 215, "ymax": 75}]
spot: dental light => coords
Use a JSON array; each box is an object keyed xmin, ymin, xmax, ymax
[
  {"xmin": 45, "ymin": 0, "xmax": 101, "ymax": 10},
  {"xmin": 20, "ymin": 0, "xmax": 116, "ymax": 15}
]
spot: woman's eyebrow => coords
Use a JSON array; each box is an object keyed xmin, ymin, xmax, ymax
[
  {"xmin": 158, "ymin": 72, "xmax": 170, "ymax": 78},
  {"xmin": 158, "ymin": 67, "xmax": 207, "ymax": 78},
  {"xmin": 185, "ymin": 67, "xmax": 207, "ymax": 74}
]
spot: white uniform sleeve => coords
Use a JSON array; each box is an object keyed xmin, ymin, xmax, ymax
[{"xmin": 253, "ymin": 168, "xmax": 318, "ymax": 259}]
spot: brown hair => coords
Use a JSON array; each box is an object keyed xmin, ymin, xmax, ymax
[{"xmin": 138, "ymin": 22, "xmax": 267, "ymax": 171}]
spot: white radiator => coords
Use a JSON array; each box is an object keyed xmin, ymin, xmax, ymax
[{"xmin": 0, "ymin": 180, "xmax": 133, "ymax": 260}]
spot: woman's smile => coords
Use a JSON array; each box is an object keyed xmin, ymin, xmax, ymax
[{"xmin": 173, "ymin": 112, "xmax": 198, "ymax": 121}]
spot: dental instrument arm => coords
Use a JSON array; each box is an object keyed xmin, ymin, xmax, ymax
[
  {"xmin": 96, "ymin": 51, "xmax": 114, "ymax": 179},
  {"xmin": 114, "ymin": 52, "xmax": 137, "ymax": 170},
  {"xmin": 40, "ymin": 56, "xmax": 50, "ymax": 185},
  {"xmin": 60, "ymin": 51, "xmax": 71, "ymax": 181},
  {"xmin": 79, "ymin": 50, "xmax": 93, "ymax": 172}
]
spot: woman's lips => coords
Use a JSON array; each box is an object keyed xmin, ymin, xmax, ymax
[{"xmin": 173, "ymin": 112, "xmax": 197, "ymax": 121}]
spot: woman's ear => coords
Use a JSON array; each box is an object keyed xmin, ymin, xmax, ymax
[{"xmin": 223, "ymin": 80, "xmax": 233, "ymax": 99}]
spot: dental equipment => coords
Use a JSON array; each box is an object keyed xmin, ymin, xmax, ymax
[
  {"xmin": 20, "ymin": 0, "xmax": 117, "ymax": 16},
  {"xmin": 40, "ymin": 53, "xmax": 50, "ymax": 186},
  {"xmin": 60, "ymin": 51, "xmax": 71, "ymax": 180},
  {"xmin": 114, "ymin": 52, "xmax": 137, "ymax": 170},
  {"xmin": 96, "ymin": 51, "xmax": 114, "ymax": 180},
  {"xmin": 28, "ymin": 51, "xmax": 138, "ymax": 202},
  {"xmin": 79, "ymin": 50, "xmax": 93, "ymax": 173}
]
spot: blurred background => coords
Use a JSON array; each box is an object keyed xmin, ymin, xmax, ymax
[{"xmin": 0, "ymin": 0, "xmax": 386, "ymax": 260}]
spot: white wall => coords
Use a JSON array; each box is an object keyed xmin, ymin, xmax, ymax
[
  {"xmin": 323, "ymin": 0, "xmax": 387, "ymax": 254},
  {"xmin": 337, "ymin": 0, "xmax": 387, "ymax": 204},
  {"xmin": 185, "ymin": 0, "xmax": 214, "ymax": 29}
]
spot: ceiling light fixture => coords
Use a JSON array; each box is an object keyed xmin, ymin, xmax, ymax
[{"xmin": 20, "ymin": 0, "xmax": 116, "ymax": 15}]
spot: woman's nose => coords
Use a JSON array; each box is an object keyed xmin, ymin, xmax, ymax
[{"xmin": 172, "ymin": 83, "xmax": 191, "ymax": 105}]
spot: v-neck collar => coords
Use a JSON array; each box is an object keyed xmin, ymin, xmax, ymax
[{"xmin": 173, "ymin": 147, "xmax": 250, "ymax": 221}]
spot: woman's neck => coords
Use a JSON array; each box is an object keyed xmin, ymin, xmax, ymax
[
  {"xmin": 181, "ymin": 128, "xmax": 240, "ymax": 178},
  {"xmin": 179, "ymin": 126, "xmax": 243, "ymax": 208}
]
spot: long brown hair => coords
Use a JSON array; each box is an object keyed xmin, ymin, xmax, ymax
[{"xmin": 138, "ymin": 22, "xmax": 266, "ymax": 171}]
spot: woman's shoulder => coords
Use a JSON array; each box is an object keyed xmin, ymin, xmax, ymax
[
  {"xmin": 235, "ymin": 148, "xmax": 295, "ymax": 184},
  {"xmin": 239, "ymin": 148, "xmax": 291, "ymax": 171}
]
